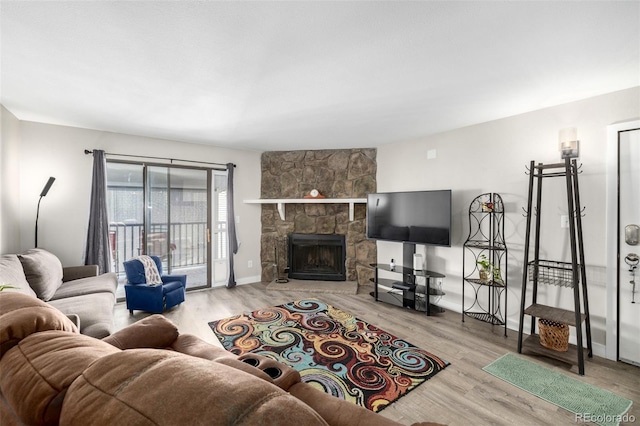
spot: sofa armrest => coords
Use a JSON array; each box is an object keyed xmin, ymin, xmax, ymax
[
  {"xmin": 102, "ymin": 314, "xmax": 179, "ymax": 349},
  {"xmin": 238, "ymin": 352, "xmax": 301, "ymax": 391},
  {"xmin": 66, "ymin": 314, "xmax": 81, "ymax": 329},
  {"xmin": 171, "ymin": 334, "xmax": 237, "ymax": 361},
  {"xmin": 62, "ymin": 265, "xmax": 99, "ymax": 282},
  {"xmin": 169, "ymin": 335, "xmax": 276, "ymax": 384}
]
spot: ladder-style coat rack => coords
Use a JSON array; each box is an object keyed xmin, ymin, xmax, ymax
[{"xmin": 517, "ymin": 158, "xmax": 592, "ymax": 375}]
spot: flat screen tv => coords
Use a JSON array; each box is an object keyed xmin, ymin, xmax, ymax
[{"xmin": 366, "ymin": 190, "xmax": 451, "ymax": 246}]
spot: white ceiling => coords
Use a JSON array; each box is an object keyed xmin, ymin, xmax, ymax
[{"xmin": 1, "ymin": 1, "xmax": 638, "ymax": 152}]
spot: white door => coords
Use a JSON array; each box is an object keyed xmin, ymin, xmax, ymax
[{"xmin": 619, "ymin": 128, "xmax": 640, "ymax": 366}]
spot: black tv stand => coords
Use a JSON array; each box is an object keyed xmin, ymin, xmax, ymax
[
  {"xmin": 403, "ymin": 242, "xmax": 416, "ymax": 271},
  {"xmin": 370, "ymin": 243, "xmax": 445, "ymax": 315},
  {"xmin": 370, "ymin": 263, "xmax": 445, "ymax": 315}
]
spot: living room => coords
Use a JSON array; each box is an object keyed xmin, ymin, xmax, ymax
[
  {"xmin": 1, "ymin": 1, "xmax": 639, "ymax": 425},
  {"xmin": 3, "ymin": 82, "xmax": 639, "ymax": 358}
]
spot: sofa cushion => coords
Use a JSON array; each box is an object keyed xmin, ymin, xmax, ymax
[
  {"xmin": 0, "ymin": 330, "xmax": 118, "ymax": 425},
  {"xmin": 62, "ymin": 265, "xmax": 98, "ymax": 282},
  {"xmin": 18, "ymin": 249, "xmax": 63, "ymax": 301},
  {"xmin": 49, "ymin": 272, "xmax": 117, "ymax": 300},
  {"xmin": 0, "ymin": 254, "xmax": 37, "ymax": 298},
  {"xmin": 48, "ymin": 292, "xmax": 115, "ymax": 339},
  {"xmin": 0, "ymin": 293, "xmax": 78, "ymax": 359},
  {"xmin": 59, "ymin": 349, "xmax": 329, "ymax": 426}
]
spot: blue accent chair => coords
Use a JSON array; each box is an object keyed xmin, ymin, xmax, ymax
[{"xmin": 123, "ymin": 255, "xmax": 186, "ymax": 314}]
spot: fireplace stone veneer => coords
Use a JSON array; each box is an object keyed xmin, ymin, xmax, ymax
[
  {"xmin": 289, "ymin": 233, "xmax": 346, "ymax": 281},
  {"xmin": 260, "ymin": 149, "xmax": 377, "ymax": 286}
]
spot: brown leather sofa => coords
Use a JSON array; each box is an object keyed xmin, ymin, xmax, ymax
[{"xmin": 0, "ymin": 293, "xmax": 443, "ymax": 426}]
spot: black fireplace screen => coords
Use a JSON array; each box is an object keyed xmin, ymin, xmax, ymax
[{"xmin": 289, "ymin": 234, "xmax": 346, "ymax": 281}]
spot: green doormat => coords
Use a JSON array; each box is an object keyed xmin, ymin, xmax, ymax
[{"xmin": 483, "ymin": 353, "xmax": 633, "ymax": 426}]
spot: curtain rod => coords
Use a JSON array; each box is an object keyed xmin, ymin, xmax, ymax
[{"xmin": 84, "ymin": 149, "xmax": 236, "ymax": 168}]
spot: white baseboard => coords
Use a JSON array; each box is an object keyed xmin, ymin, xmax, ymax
[
  {"xmin": 436, "ymin": 298, "xmax": 462, "ymax": 313},
  {"xmin": 236, "ymin": 275, "xmax": 261, "ymax": 286},
  {"xmin": 208, "ymin": 275, "xmax": 261, "ymax": 288}
]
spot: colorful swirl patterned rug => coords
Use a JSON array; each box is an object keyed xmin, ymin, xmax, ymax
[{"xmin": 209, "ymin": 299, "xmax": 449, "ymax": 412}]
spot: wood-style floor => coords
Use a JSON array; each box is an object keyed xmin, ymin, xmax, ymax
[{"xmin": 113, "ymin": 283, "xmax": 639, "ymax": 426}]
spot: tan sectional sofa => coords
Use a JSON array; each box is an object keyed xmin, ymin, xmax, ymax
[
  {"xmin": 0, "ymin": 292, "xmax": 443, "ymax": 426},
  {"xmin": 0, "ymin": 248, "xmax": 117, "ymax": 338}
]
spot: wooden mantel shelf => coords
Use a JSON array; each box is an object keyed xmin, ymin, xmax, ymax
[{"xmin": 243, "ymin": 198, "xmax": 367, "ymax": 221}]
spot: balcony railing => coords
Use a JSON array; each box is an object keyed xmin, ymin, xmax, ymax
[{"xmin": 109, "ymin": 222, "xmax": 227, "ymax": 275}]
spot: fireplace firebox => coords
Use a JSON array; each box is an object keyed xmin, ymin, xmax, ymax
[{"xmin": 288, "ymin": 233, "xmax": 346, "ymax": 281}]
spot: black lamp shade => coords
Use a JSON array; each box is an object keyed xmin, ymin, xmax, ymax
[
  {"xmin": 40, "ymin": 177, "xmax": 56, "ymax": 197},
  {"xmin": 35, "ymin": 177, "xmax": 55, "ymax": 247}
]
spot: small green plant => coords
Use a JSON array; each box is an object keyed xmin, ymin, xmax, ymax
[
  {"xmin": 476, "ymin": 255, "xmax": 492, "ymax": 271},
  {"xmin": 476, "ymin": 255, "xmax": 502, "ymax": 283},
  {"xmin": 0, "ymin": 284, "xmax": 16, "ymax": 292},
  {"xmin": 492, "ymin": 266, "xmax": 502, "ymax": 282}
]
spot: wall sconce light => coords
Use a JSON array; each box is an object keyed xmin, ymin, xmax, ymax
[
  {"xmin": 35, "ymin": 177, "xmax": 56, "ymax": 247},
  {"xmin": 559, "ymin": 127, "xmax": 579, "ymax": 159}
]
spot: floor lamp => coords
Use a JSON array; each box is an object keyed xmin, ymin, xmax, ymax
[{"xmin": 35, "ymin": 177, "xmax": 55, "ymax": 247}]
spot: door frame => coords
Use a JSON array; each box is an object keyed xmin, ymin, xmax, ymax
[
  {"xmin": 605, "ymin": 120, "xmax": 640, "ymax": 361},
  {"xmin": 211, "ymin": 170, "xmax": 230, "ymax": 286}
]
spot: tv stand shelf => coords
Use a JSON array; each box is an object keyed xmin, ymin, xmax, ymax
[
  {"xmin": 372, "ymin": 263, "xmax": 445, "ymax": 278},
  {"xmin": 370, "ymin": 263, "xmax": 445, "ymax": 316}
]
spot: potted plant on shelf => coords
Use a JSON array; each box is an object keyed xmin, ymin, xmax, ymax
[{"xmin": 477, "ymin": 255, "xmax": 501, "ymax": 283}]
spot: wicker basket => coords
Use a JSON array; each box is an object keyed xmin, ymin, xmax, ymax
[{"xmin": 538, "ymin": 318, "xmax": 569, "ymax": 352}]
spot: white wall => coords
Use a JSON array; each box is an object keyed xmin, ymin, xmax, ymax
[
  {"xmin": 12, "ymin": 121, "xmax": 262, "ymax": 284},
  {"xmin": 376, "ymin": 86, "xmax": 640, "ymax": 355},
  {"xmin": 0, "ymin": 105, "xmax": 22, "ymax": 254}
]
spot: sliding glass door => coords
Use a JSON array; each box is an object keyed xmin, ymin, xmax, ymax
[
  {"xmin": 147, "ymin": 166, "xmax": 210, "ymax": 290},
  {"xmin": 106, "ymin": 162, "xmax": 144, "ymax": 290},
  {"xmin": 107, "ymin": 162, "xmax": 224, "ymax": 298}
]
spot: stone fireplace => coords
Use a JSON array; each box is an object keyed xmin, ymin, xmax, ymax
[
  {"xmin": 260, "ymin": 149, "xmax": 377, "ymax": 286},
  {"xmin": 289, "ymin": 233, "xmax": 346, "ymax": 281}
]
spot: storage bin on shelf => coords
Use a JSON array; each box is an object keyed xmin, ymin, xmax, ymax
[{"xmin": 538, "ymin": 318, "xmax": 569, "ymax": 352}]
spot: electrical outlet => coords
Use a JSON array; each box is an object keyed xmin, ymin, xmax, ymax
[
  {"xmin": 561, "ymin": 215, "xmax": 570, "ymax": 228},
  {"xmin": 248, "ymin": 260, "xmax": 253, "ymax": 268}
]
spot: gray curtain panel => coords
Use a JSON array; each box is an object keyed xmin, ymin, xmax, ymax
[
  {"xmin": 84, "ymin": 150, "xmax": 111, "ymax": 273},
  {"xmin": 226, "ymin": 163, "xmax": 239, "ymax": 288}
]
